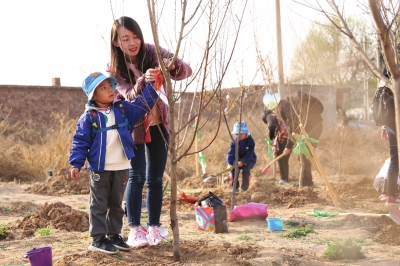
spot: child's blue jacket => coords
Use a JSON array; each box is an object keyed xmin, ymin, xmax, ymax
[
  {"xmin": 69, "ymin": 85, "xmax": 158, "ymax": 172},
  {"xmin": 226, "ymin": 134, "xmax": 257, "ymax": 167}
]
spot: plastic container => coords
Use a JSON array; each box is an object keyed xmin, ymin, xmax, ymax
[
  {"xmin": 266, "ymin": 218, "xmax": 284, "ymax": 231},
  {"xmin": 23, "ymin": 246, "xmax": 52, "ymax": 266}
]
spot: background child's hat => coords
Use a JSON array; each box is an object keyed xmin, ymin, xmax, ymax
[
  {"xmin": 231, "ymin": 121, "xmax": 249, "ymax": 135},
  {"xmin": 82, "ymin": 72, "xmax": 117, "ymax": 100},
  {"xmin": 263, "ymin": 93, "xmax": 281, "ymax": 110}
]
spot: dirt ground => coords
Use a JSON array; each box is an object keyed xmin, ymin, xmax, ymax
[{"xmin": 1, "ymin": 170, "xmax": 400, "ymax": 266}]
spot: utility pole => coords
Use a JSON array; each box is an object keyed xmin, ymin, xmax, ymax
[
  {"xmin": 275, "ymin": 0, "xmax": 285, "ymax": 99},
  {"xmin": 363, "ymin": 37, "xmax": 369, "ymax": 121}
]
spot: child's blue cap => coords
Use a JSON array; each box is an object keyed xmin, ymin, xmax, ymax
[
  {"xmin": 82, "ymin": 72, "xmax": 118, "ymax": 101},
  {"xmin": 231, "ymin": 121, "xmax": 249, "ymax": 135}
]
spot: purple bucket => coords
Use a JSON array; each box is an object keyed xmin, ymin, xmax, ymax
[{"xmin": 23, "ymin": 246, "xmax": 52, "ymax": 266}]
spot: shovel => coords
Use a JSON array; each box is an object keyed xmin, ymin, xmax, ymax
[
  {"xmin": 203, "ymin": 168, "xmax": 232, "ymax": 182},
  {"xmin": 261, "ymin": 153, "xmax": 286, "ymax": 174},
  {"xmin": 163, "ymin": 172, "xmax": 197, "ymax": 204}
]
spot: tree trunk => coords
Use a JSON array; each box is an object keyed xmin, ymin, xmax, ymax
[
  {"xmin": 393, "ymin": 79, "xmax": 400, "ymax": 172},
  {"xmin": 168, "ymin": 95, "xmax": 181, "ymax": 262}
]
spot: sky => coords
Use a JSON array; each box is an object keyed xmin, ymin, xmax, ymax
[{"xmin": 0, "ymin": 0, "xmax": 367, "ymax": 89}]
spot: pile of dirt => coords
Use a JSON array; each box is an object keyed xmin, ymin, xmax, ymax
[
  {"xmin": 0, "ymin": 201, "xmax": 41, "ymax": 216},
  {"xmin": 374, "ymin": 224, "xmax": 400, "ymax": 245},
  {"xmin": 25, "ymin": 168, "xmax": 90, "ymax": 196},
  {"xmin": 55, "ymin": 241, "xmax": 259, "ymax": 266},
  {"xmin": 174, "ymin": 176, "xmax": 321, "ymax": 210},
  {"xmin": 331, "ymin": 214, "xmax": 400, "ymax": 246},
  {"xmin": 7, "ymin": 202, "xmax": 89, "ymax": 240},
  {"xmin": 334, "ymin": 177, "xmax": 378, "ymax": 200},
  {"xmin": 188, "ymin": 182, "xmax": 321, "ymax": 209}
]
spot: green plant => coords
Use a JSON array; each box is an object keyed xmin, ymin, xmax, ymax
[
  {"xmin": 112, "ymin": 254, "xmax": 123, "ymax": 260},
  {"xmin": 323, "ymin": 238, "xmax": 365, "ymax": 261},
  {"xmin": 0, "ymin": 244, "xmax": 7, "ymax": 249},
  {"xmin": 24, "ymin": 211, "xmax": 35, "ymax": 217},
  {"xmin": 3, "ymin": 198, "xmax": 9, "ymax": 200},
  {"xmin": 0, "ymin": 226, "xmax": 9, "ymax": 240},
  {"xmin": 237, "ymin": 235, "xmax": 261, "ymax": 242},
  {"xmin": 286, "ymin": 221, "xmax": 300, "ymax": 228},
  {"xmin": 271, "ymin": 260, "xmax": 282, "ymax": 266},
  {"xmin": 58, "ymin": 243, "xmax": 71, "ymax": 248},
  {"xmin": 391, "ymin": 250, "xmax": 400, "ymax": 255},
  {"xmin": 280, "ymin": 224, "xmax": 315, "ymax": 239},
  {"xmin": 78, "ymin": 206, "xmax": 86, "ymax": 210},
  {"xmin": 162, "ymin": 239, "xmax": 172, "ymax": 244},
  {"xmin": 2, "ymin": 206, "xmax": 12, "ymax": 212},
  {"xmin": 35, "ymin": 226, "xmax": 53, "ymax": 236}
]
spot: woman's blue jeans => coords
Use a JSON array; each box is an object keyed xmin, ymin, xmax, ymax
[{"xmin": 125, "ymin": 125, "xmax": 169, "ymax": 227}]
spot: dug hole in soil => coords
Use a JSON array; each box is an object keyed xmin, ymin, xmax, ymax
[{"xmin": 1, "ymin": 168, "xmax": 400, "ymax": 265}]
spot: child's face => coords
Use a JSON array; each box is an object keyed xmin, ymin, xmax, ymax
[
  {"xmin": 92, "ymin": 79, "xmax": 115, "ymax": 107},
  {"xmin": 114, "ymin": 26, "xmax": 142, "ymax": 63},
  {"xmin": 236, "ymin": 133, "xmax": 247, "ymax": 140}
]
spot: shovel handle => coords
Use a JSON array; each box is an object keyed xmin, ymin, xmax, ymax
[
  {"xmin": 163, "ymin": 172, "xmax": 184, "ymax": 195},
  {"xmin": 262, "ymin": 153, "xmax": 286, "ymax": 174},
  {"xmin": 214, "ymin": 167, "xmax": 232, "ymax": 176}
]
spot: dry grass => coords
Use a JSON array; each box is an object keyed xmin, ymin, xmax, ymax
[
  {"xmin": 177, "ymin": 114, "xmax": 388, "ymax": 181},
  {"xmin": 0, "ymin": 108, "xmax": 75, "ymax": 182},
  {"xmin": 0, "ymin": 102, "xmax": 388, "ymax": 183}
]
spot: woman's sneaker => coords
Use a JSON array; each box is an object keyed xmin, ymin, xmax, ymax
[
  {"xmin": 146, "ymin": 226, "xmax": 166, "ymax": 246},
  {"xmin": 386, "ymin": 196, "xmax": 400, "ymax": 205},
  {"xmin": 126, "ymin": 227, "xmax": 149, "ymax": 247},
  {"xmin": 88, "ymin": 236, "xmax": 118, "ymax": 254},
  {"xmin": 108, "ymin": 234, "xmax": 130, "ymax": 251}
]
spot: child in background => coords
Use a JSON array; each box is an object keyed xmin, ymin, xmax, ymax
[
  {"xmin": 69, "ymin": 72, "xmax": 159, "ymax": 254},
  {"xmin": 226, "ymin": 121, "xmax": 257, "ymax": 192}
]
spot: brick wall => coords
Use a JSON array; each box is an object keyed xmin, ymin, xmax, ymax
[
  {"xmin": 0, "ymin": 84, "xmax": 337, "ymax": 138},
  {"xmin": 0, "ymin": 85, "xmax": 87, "ymax": 124}
]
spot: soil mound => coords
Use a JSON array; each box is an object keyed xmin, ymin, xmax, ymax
[
  {"xmin": 334, "ymin": 177, "xmax": 377, "ymax": 200},
  {"xmin": 25, "ymin": 168, "xmax": 90, "ymax": 196},
  {"xmin": 332, "ymin": 214, "xmax": 400, "ymax": 245},
  {"xmin": 8, "ymin": 202, "xmax": 89, "ymax": 240}
]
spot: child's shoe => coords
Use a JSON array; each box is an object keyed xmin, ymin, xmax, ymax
[
  {"xmin": 146, "ymin": 226, "xmax": 166, "ymax": 246},
  {"xmin": 126, "ymin": 227, "xmax": 149, "ymax": 247},
  {"xmin": 108, "ymin": 234, "xmax": 130, "ymax": 251},
  {"xmin": 88, "ymin": 236, "xmax": 118, "ymax": 254}
]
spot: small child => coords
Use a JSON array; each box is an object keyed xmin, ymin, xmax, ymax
[
  {"xmin": 226, "ymin": 121, "xmax": 257, "ymax": 192},
  {"xmin": 69, "ymin": 72, "xmax": 159, "ymax": 254}
]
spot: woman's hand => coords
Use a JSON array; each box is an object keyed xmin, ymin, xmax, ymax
[
  {"xmin": 144, "ymin": 68, "xmax": 161, "ymax": 83},
  {"xmin": 163, "ymin": 58, "xmax": 175, "ymax": 71}
]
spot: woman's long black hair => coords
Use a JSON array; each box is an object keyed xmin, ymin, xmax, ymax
[
  {"xmin": 262, "ymin": 109, "xmax": 273, "ymax": 124},
  {"xmin": 109, "ymin": 16, "xmax": 151, "ymax": 83}
]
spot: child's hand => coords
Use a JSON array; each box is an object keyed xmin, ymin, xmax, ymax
[
  {"xmin": 71, "ymin": 168, "xmax": 80, "ymax": 181},
  {"xmin": 238, "ymin": 161, "xmax": 244, "ymax": 167}
]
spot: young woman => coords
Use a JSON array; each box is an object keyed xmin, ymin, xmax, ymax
[{"xmin": 108, "ymin": 16, "xmax": 192, "ymax": 247}]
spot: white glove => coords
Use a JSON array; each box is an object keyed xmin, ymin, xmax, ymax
[{"xmin": 227, "ymin": 164, "xmax": 233, "ymax": 169}]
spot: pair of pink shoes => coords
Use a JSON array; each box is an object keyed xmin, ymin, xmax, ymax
[
  {"xmin": 126, "ymin": 226, "xmax": 168, "ymax": 247},
  {"xmin": 380, "ymin": 193, "xmax": 400, "ymax": 205}
]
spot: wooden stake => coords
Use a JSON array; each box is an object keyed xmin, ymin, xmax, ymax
[{"xmin": 292, "ymin": 129, "xmax": 345, "ymax": 208}]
